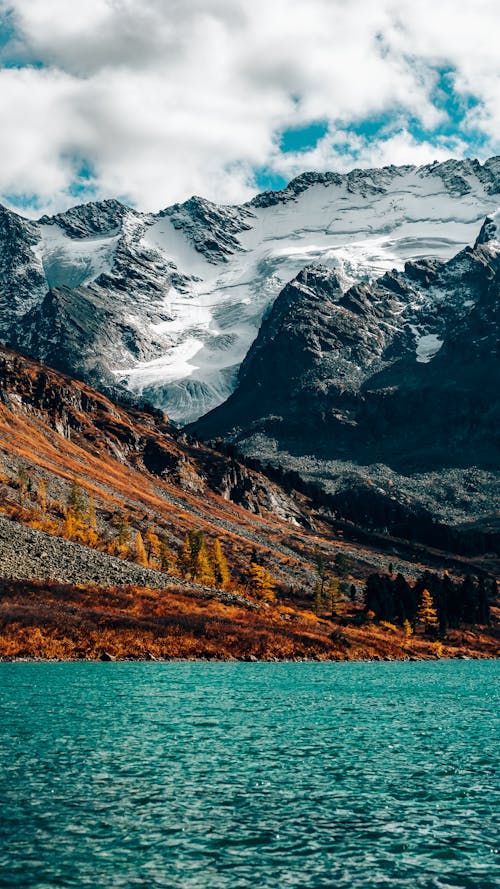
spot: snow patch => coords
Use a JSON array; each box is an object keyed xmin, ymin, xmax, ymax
[
  {"xmin": 33, "ymin": 224, "xmax": 119, "ymax": 289},
  {"xmin": 412, "ymin": 329, "xmax": 444, "ymax": 363}
]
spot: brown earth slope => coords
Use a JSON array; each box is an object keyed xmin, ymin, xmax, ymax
[{"xmin": 0, "ymin": 346, "xmax": 497, "ymax": 659}]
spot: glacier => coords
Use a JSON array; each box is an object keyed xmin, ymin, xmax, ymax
[{"xmin": 2, "ymin": 156, "xmax": 500, "ymax": 423}]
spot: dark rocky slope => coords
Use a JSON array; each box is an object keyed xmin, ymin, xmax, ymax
[{"xmin": 192, "ymin": 221, "xmax": 500, "ymax": 527}]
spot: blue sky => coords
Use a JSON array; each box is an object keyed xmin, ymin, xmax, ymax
[
  {"xmin": 255, "ymin": 63, "xmax": 491, "ymax": 191},
  {"xmin": 0, "ymin": 1, "xmax": 499, "ymax": 214}
]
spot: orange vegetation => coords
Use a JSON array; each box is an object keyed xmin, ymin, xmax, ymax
[{"xmin": 0, "ymin": 579, "xmax": 498, "ymax": 662}]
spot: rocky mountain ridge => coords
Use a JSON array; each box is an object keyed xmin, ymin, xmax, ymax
[
  {"xmin": 192, "ymin": 216, "xmax": 500, "ymax": 527},
  {"xmin": 2, "ymin": 157, "xmax": 500, "ymax": 423}
]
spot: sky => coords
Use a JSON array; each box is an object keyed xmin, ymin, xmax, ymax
[{"xmin": 0, "ymin": 0, "xmax": 499, "ymax": 216}]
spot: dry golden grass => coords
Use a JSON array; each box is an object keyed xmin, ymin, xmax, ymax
[{"xmin": 0, "ymin": 579, "xmax": 498, "ymax": 661}]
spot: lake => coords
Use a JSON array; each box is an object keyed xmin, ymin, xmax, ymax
[{"xmin": 0, "ymin": 662, "xmax": 498, "ymax": 888}]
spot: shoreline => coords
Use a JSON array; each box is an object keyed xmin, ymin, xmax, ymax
[{"xmin": 2, "ymin": 653, "xmax": 498, "ymax": 664}]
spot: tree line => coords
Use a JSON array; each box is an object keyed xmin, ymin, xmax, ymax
[{"xmin": 363, "ymin": 570, "xmax": 495, "ymax": 634}]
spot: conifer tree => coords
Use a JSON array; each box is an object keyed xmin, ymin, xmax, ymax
[
  {"xmin": 81, "ymin": 495, "xmax": 99, "ymax": 547},
  {"xmin": 63, "ymin": 481, "xmax": 83, "ymax": 541},
  {"xmin": 314, "ymin": 581, "xmax": 324, "ymax": 614},
  {"xmin": 63, "ymin": 509, "xmax": 79, "ymax": 541},
  {"xmin": 159, "ymin": 537, "xmax": 171, "ymax": 572},
  {"xmin": 195, "ymin": 544, "xmax": 215, "ymax": 586},
  {"xmin": 416, "ymin": 588, "xmax": 439, "ymax": 633},
  {"xmin": 17, "ymin": 468, "xmax": 28, "ymax": 506},
  {"xmin": 37, "ymin": 479, "xmax": 47, "ymax": 512},
  {"xmin": 178, "ymin": 532, "xmax": 193, "ymax": 578},
  {"xmin": 327, "ymin": 577, "xmax": 344, "ymax": 617},
  {"xmin": 112, "ymin": 512, "xmax": 130, "ymax": 558},
  {"xmin": 248, "ymin": 562, "xmax": 276, "ymax": 602},
  {"xmin": 212, "ymin": 538, "xmax": 230, "ymax": 588},
  {"xmin": 145, "ymin": 530, "xmax": 162, "ymax": 568},
  {"xmin": 67, "ymin": 479, "xmax": 85, "ymax": 521},
  {"xmin": 118, "ymin": 513, "xmax": 129, "ymax": 546},
  {"xmin": 334, "ymin": 552, "xmax": 349, "ymax": 578},
  {"xmin": 189, "ymin": 532, "xmax": 213, "ymax": 585},
  {"xmin": 314, "ymin": 547, "xmax": 327, "ymax": 598},
  {"xmin": 135, "ymin": 531, "xmax": 149, "ymax": 567}
]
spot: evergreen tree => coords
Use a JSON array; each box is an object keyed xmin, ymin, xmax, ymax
[
  {"xmin": 17, "ymin": 468, "xmax": 28, "ymax": 506},
  {"xmin": 394, "ymin": 573, "xmax": 415, "ymax": 624},
  {"xmin": 477, "ymin": 577, "xmax": 490, "ymax": 625},
  {"xmin": 37, "ymin": 479, "xmax": 47, "ymax": 512},
  {"xmin": 327, "ymin": 577, "xmax": 344, "ymax": 616},
  {"xmin": 178, "ymin": 532, "xmax": 192, "ymax": 578},
  {"xmin": 159, "ymin": 537, "xmax": 171, "ymax": 572},
  {"xmin": 314, "ymin": 547, "xmax": 327, "ymax": 598},
  {"xmin": 460, "ymin": 575, "xmax": 478, "ymax": 624},
  {"xmin": 334, "ymin": 552, "xmax": 349, "ymax": 578},
  {"xmin": 67, "ymin": 479, "xmax": 85, "ymax": 521},
  {"xmin": 112, "ymin": 512, "xmax": 130, "ymax": 558},
  {"xmin": 403, "ymin": 619, "xmax": 413, "ymax": 638},
  {"xmin": 194, "ymin": 543, "xmax": 215, "ymax": 586},
  {"xmin": 145, "ymin": 530, "xmax": 162, "ymax": 569},
  {"xmin": 63, "ymin": 479, "xmax": 87, "ymax": 542},
  {"xmin": 314, "ymin": 581, "xmax": 324, "ymax": 614}
]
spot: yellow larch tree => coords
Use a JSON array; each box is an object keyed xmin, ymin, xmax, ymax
[
  {"xmin": 416, "ymin": 588, "xmax": 439, "ymax": 632},
  {"xmin": 212, "ymin": 537, "xmax": 230, "ymax": 588},
  {"xmin": 247, "ymin": 562, "xmax": 276, "ymax": 603},
  {"xmin": 145, "ymin": 530, "xmax": 162, "ymax": 569},
  {"xmin": 135, "ymin": 531, "xmax": 149, "ymax": 567},
  {"xmin": 178, "ymin": 532, "xmax": 192, "ymax": 578}
]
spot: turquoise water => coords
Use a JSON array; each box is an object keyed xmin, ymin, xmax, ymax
[{"xmin": 0, "ymin": 662, "xmax": 499, "ymax": 889}]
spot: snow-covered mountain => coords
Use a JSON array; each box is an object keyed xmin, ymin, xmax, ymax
[
  {"xmin": 1, "ymin": 156, "xmax": 500, "ymax": 423},
  {"xmin": 193, "ymin": 215, "xmax": 500, "ymax": 524}
]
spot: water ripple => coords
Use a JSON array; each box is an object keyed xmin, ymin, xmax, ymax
[{"xmin": 0, "ymin": 661, "xmax": 499, "ymax": 889}]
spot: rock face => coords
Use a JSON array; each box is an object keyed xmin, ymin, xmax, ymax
[
  {"xmin": 2, "ymin": 157, "xmax": 500, "ymax": 423},
  {"xmin": 192, "ymin": 223, "xmax": 500, "ymax": 525},
  {"xmin": 0, "ymin": 344, "xmax": 306, "ymax": 527}
]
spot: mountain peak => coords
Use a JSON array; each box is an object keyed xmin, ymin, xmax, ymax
[
  {"xmin": 475, "ymin": 210, "xmax": 500, "ymax": 248},
  {"xmin": 38, "ymin": 199, "xmax": 135, "ymax": 239}
]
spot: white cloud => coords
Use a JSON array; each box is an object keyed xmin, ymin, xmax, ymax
[
  {"xmin": 270, "ymin": 128, "xmax": 470, "ymax": 181},
  {"xmin": 0, "ymin": 0, "xmax": 499, "ymax": 214}
]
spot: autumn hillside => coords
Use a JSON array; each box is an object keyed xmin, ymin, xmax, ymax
[{"xmin": 0, "ymin": 345, "xmax": 497, "ymax": 660}]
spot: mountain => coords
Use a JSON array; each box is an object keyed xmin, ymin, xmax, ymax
[
  {"xmin": 193, "ymin": 214, "xmax": 500, "ymax": 527},
  {"xmin": 2, "ymin": 157, "xmax": 500, "ymax": 424}
]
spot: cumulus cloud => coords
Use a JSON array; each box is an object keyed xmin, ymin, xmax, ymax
[{"xmin": 0, "ymin": 0, "xmax": 499, "ymax": 214}]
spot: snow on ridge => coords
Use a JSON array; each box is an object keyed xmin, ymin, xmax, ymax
[
  {"xmin": 33, "ymin": 223, "xmax": 121, "ymax": 290},
  {"xmin": 126, "ymin": 164, "xmax": 499, "ymax": 421},
  {"xmin": 11, "ymin": 158, "xmax": 500, "ymax": 423}
]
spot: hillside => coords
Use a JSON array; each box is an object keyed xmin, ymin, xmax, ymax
[{"xmin": 2, "ymin": 578, "xmax": 498, "ymax": 662}]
